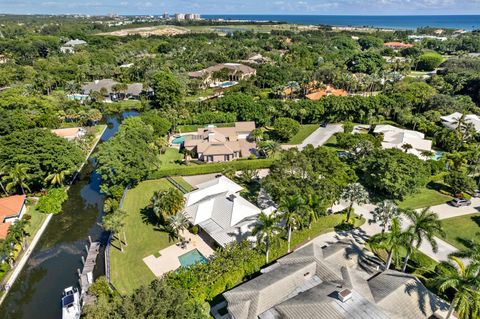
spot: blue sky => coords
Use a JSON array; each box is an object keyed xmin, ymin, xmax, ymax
[{"xmin": 1, "ymin": 0, "xmax": 480, "ymax": 15}]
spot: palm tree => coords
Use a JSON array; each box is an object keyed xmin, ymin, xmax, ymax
[
  {"xmin": 278, "ymin": 195, "xmax": 308, "ymax": 253},
  {"xmin": 450, "ymin": 236, "xmax": 480, "ymax": 265},
  {"xmin": 44, "ymin": 169, "xmax": 70, "ymax": 186},
  {"xmin": 369, "ymin": 218, "xmax": 411, "ymax": 270},
  {"xmin": 7, "ymin": 219, "xmax": 29, "ymax": 250},
  {"xmin": 341, "ymin": 183, "xmax": 369, "ymax": 223},
  {"xmin": 150, "ymin": 188, "xmax": 185, "ymax": 224},
  {"xmin": 3, "ymin": 163, "xmax": 31, "ymax": 195},
  {"xmin": 102, "ymin": 210, "xmax": 127, "ymax": 252},
  {"xmin": 371, "ymin": 200, "xmax": 400, "ymax": 234},
  {"xmin": 433, "ymin": 256, "xmax": 480, "ymax": 319},
  {"xmin": 401, "ymin": 143, "xmax": 413, "ymax": 153},
  {"xmin": 401, "ymin": 208, "xmax": 445, "ymax": 272},
  {"xmin": 252, "ymin": 212, "xmax": 281, "ymax": 264},
  {"xmin": 168, "ymin": 211, "xmax": 191, "ymax": 241}
]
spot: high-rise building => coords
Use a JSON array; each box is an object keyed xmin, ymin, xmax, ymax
[
  {"xmin": 175, "ymin": 13, "xmax": 185, "ymax": 21},
  {"xmin": 162, "ymin": 12, "xmax": 169, "ymax": 19},
  {"xmin": 185, "ymin": 13, "xmax": 201, "ymax": 20}
]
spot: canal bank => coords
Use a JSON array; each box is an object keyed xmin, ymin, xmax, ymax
[{"xmin": 0, "ymin": 112, "xmax": 137, "ymax": 319}]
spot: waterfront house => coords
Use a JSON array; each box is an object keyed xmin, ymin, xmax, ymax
[
  {"xmin": 183, "ymin": 176, "xmax": 263, "ymax": 247},
  {"xmin": 440, "ymin": 112, "xmax": 480, "ymax": 133},
  {"xmin": 383, "ymin": 42, "xmax": 413, "ymax": 49},
  {"xmin": 374, "ymin": 125, "xmax": 433, "ymax": 159},
  {"xmin": 60, "ymin": 39, "xmax": 87, "ymax": 54},
  {"xmin": 223, "ymin": 240, "xmax": 449, "ymax": 319},
  {"xmin": 305, "ymin": 85, "xmax": 348, "ymax": 100},
  {"xmin": 81, "ymin": 79, "xmax": 153, "ymax": 101},
  {"xmin": 51, "ymin": 127, "xmax": 86, "ymax": 141},
  {"xmin": 0, "ymin": 195, "xmax": 27, "ymax": 239},
  {"xmin": 188, "ymin": 63, "xmax": 256, "ymax": 88},
  {"xmin": 183, "ymin": 122, "xmax": 257, "ymax": 162}
]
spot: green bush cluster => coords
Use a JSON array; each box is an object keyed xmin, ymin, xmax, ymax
[
  {"xmin": 37, "ymin": 187, "xmax": 68, "ymax": 214},
  {"xmin": 150, "ymin": 158, "xmax": 275, "ymax": 178}
]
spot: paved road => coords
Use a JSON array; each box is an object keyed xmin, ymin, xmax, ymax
[{"xmin": 282, "ymin": 124, "xmax": 343, "ymax": 150}]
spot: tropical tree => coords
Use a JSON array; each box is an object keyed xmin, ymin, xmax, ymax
[
  {"xmin": 252, "ymin": 212, "xmax": 281, "ymax": 263},
  {"xmin": 3, "ymin": 163, "xmax": 31, "ymax": 194},
  {"xmin": 7, "ymin": 219, "xmax": 29, "ymax": 249},
  {"xmin": 369, "ymin": 218, "xmax": 411, "ymax": 270},
  {"xmin": 150, "ymin": 188, "xmax": 185, "ymax": 224},
  {"xmin": 401, "ymin": 208, "xmax": 445, "ymax": 272},
  {"xmin": 0, "ymin": 166, "xmax": 8, "ymax": 196},
  {"xmin": 102, "ymin": 210, "xmax": 127, "ymax": 252},
  {"xmin": 370, "ymin": 200, "xmax": 400, "ymax": 233},
  {"xmin": 168, "ymin": 211, "xmax": 191, "ymax": 241},
  {"xmin": 278, "ymin": 195, "xmax": 307, "ymax": 253},
  {"xmin": 450, "ymin": 236, "xmax": 480, "ymax": 264},
  {"xmin": 401, "ymin": 143, "xmax": 413, "ymax": 153},
  {"xmin": 433, "ymin": 256, "xmax": 480, "ymax": 319},
  {"xmin": 44, "ymin": 169, "xmax": 70, "ymax": 186},
  {"xmin": 257, "ymin": 140, "xmax": 281, "ymax": 158},
  {"xmin": 341, "ymin": 183, "xmax": 369, "ymax": 223}
]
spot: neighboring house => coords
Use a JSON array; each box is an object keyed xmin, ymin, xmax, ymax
[
  {"xmin": 223, "ymin": 240, "xmax": 449, "ymax": 319},
  {"xmin": 239, "ymin": 54, "xmax": 271, "ymax": 65},
  {"xmin": 374, "ymin": 125, "xmax": 433, "ymax": 159},
  {"xmin": 60, "ymin": 39, "xmax": 87, "ymax": 53},
  {"xmin": 408, "ymin": 35, "xmax": 448, "ymax": 42},
  {"xmin": 81, "ymin": 79, "xmax": 153, "ymax": 101},
  {"xmin": 382, "ymin": 56, "xmax": 408, "ymax": 64},
  {"xmin": 51, "ymin": 127, "xmax": 86, "ymax": 141},
  {"xmin": 440, "ymin": 112, "xmax": 480, "ymax": 133},
  {"xmin": 0, "ymin": 195, "xmax": 27, "ymax": 239},
  {"xmin": 183, "ymin": 122, "xmax": 257, "ymax": 162},
  {"xmin": 183, "ymin": 176, "xmax": 264, "ymax": 247},
  {"xmin": 188, "ymin": 63, "xmax": 256, "ymax": 88},
  {"xmin": 383, "ymin": 42, "xmax": 413, "ymax": 49},
  {"xmin": 305, "ymin": 85, "xmax": 348, "ymax": 101}
]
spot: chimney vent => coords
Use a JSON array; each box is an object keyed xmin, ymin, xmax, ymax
[{"xmin": 338, "ymin": 289, "xmax": 352, "ymax": 303}]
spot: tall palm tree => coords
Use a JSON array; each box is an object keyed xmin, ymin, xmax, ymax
[
  {"xmin": 150, "ymin": 188, "xmax": 185, "ymax": 224},
  {"xmin": 369, "ymin": 218, "xmax": 411, "ymax": 270},
  {"xmin": 401, "ymin": 208, "xmax": 445, "ymax": 272},
  {"xmin": 44, "ymin": 169, "xmax": 70, "ymax": 186},
  {"xmin": 168, "ymin": 211, "xmax": 191, "ymax": 241},
  {"xmin": 433, "ymin": 256, "xmax": 480, "ymax": 319},
  {"xmin": 252, "ymin": 212, "xmax": 281, "ymax": 264},
  {"xmin": 401, "ymin": 143, "xmax": 413, "ymax": 153},
  {"xmin": 102, "ymin": 210, "xmax": 127, "ymax": 252},
  {"xmin": 3, "ymin": 163, "xmax": 31, "ymax": 195},
  {"xmin": 450, "ymin": 236, "xmax": 480, "ymax": 265},
  {"xmin": 278, "ymin": 195, "xmax": 307, "ymax": 253},
  {"xmin": 341, "ymin": 183, "xmax": 369, "ymax": 223},
  {"xmin": 371, "ymin": 200, "xmax": 400, "ymax": 234}
]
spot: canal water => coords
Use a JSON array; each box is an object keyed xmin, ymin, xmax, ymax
[{"xmin": 0, "ymin": 112, "xmax": 138, "ymax": 319}]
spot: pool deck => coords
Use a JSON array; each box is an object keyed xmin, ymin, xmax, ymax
[{"xmin": 143, "ymin": 230, "xmax": 214, "ymax": 277}]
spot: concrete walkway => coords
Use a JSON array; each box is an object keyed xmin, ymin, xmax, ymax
[{"xmin": 282, "ymin": 124, "xmax": 343, "ymax": 150}]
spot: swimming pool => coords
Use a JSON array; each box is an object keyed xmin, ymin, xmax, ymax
[
  {"xmin": 178, "ymin": 249, "xmax": 208, "ymax": 267},
  {"xmin": 218, "ymin": 81, "xmax": 238, "ymax": 88},
  {"xmin": 431, "ymin": 150, "xmax": 444, "ymax": 161},
  {"xmin": 171, "ymin": 135, "xmax": 186, "ymax": 145}
]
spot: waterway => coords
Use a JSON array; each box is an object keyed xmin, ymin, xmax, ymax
[{"xmin": 0, "ymin": 111, "xmax": 138, "ymax": 319}]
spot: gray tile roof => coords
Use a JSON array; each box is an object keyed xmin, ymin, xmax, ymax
[{"xmin": 224, "ymin": 240, "xmax": 448, "ymax": 319}]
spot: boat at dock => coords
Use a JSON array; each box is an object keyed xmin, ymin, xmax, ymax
[{"xmin": 61, "ymin": 287, "xmax": 81, "ymax": 319}]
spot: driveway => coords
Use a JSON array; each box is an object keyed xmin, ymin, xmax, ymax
[{"xmin": 282, "ymin": 124, "xmax": 343, "ymax": 151}]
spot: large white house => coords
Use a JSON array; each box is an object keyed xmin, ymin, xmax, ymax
[
  {"xmin": 184, "ymin": 176, "xmax": 264, "ymax": 247},
  {"xmin": 440, "ymin": 112, "xmax": 480, "ymax": 133},
  {"xmin": 374, "ymin": 125, "xmax": 433, "ymax": 160}
]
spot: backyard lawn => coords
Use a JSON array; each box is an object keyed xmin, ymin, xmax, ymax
[
  {"xmin": 397, "ymin": 187, "xmax": 452, "ymax": 210},
  {"xmin": 287, "ymin": 124, "xmax": 319, "ymax": 145},
  {"xmin": 159, "ymin": 148, "xmax": 184, "ymax": 169},
  {"xmin": 441, "ymin": 213, "xmax": 480, "ymax": 251},
  {"xmin": 110, "ymin": 179, "xmax": 180, "ymax": 294}
]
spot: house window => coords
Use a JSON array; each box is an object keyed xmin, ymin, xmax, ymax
[{"xmin": 224, "ymin": 155, "xmax": 230, "ymax": 161}]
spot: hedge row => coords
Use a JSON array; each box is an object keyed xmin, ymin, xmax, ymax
[{"xmin": 150, "ymin": 158, "xmax": 275, "ymax": 178}]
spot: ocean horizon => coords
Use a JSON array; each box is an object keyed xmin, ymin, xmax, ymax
[{"xmin": 202, "ymin": 15, "xmax": 480, "ymax": 31}]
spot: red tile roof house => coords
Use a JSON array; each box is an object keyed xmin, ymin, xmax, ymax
[
  {"xmin": 384, "ymin": 42, "xmax": 413, "ymax": 49},
  {"xmin": 183, "ymin": 122, "xmax": 257, "ymax": 162},
  {"xmin": 0, "ymin": 195, "xmax": 27, "ymax": 239}
]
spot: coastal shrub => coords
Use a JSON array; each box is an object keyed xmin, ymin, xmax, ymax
[
  {"xmin": 273, "ymin": 117, "xmax": 300, "ymax": 141},
  {"xmin": 37, "ymin": 187, "xmax": 68, "ymax": 214},
  {"xmin": 417, "ymin": 52, "xmax": 443, "ymax": 71}
]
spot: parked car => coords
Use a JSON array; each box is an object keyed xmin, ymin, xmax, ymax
[
  {"xmin": 320, "ymin": 121, "xmax": 328, "ymax": 128},
  {"xmin": 473, "ymin": 190, "xmax": 480, "ymax": 198},
  {"xmin": 449, "ymin": 198, "xmax": 471, "ymax": 207}
]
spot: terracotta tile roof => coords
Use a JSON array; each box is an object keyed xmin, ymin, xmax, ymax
[
  {"xmin": 0, "ymin": 222, "xmax": 11, "ymax": 239},
  {"xmin": 51, "ymin": 127, "xmax": 81, "ymax": 138},
  {"xmin": 0, "ymin": 195, "xmax": 26, "ymax": 221},
  {"xmin": 384, "ymin": 42, "xmax": 413, "ymax": 48},
  {"xmin": 306, "ymin": 85, "xmax": 348, "ymax": 100}
]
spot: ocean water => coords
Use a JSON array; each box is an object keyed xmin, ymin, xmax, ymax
[{"xmin": 202, "ymin": 15, "xmax": 480, "ymax": 31}]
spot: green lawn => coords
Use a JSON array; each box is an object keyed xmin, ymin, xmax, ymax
[
  {"xmin": 287, "ymin": 124, "xmax": 319, "ymax": 145},
  {"xmin": 397, "ymin": 187, "xmax": 452, "ymax": 210},
  {"xmin": 25, "ymin": 204, "xmax": 47, "ymax": 242},
  {"xmin": 441, "ymin": 213, "xmax": 480, "ymax": 251},
  {"xmin": 159, "ymin": 148, "xmax": 184, "ymax": 169},
  {"xmin": 185, "ymin": 88, "xmax": 216, "ymax": 102},
  {"xmin": 170, "ymin": 176, "xmax": 194, "ymax": 192},
  {"xmin": 110, "ymin": 179, "xmax": 178, "ymax": 294}
]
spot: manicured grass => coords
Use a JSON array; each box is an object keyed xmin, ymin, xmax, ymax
[
  {"xmin": 397, "ymin": 187, "xmax": 452, "ymax": 210},
  {"xmin": 159, "ymin": 148, "xmax": 184, "ymax": 169},
  {"xmin": 24, "ymin": 204, "xmax": 47, "ymax": 242},
  {"xmin": 170, "ymin": 176, "xmax": 194, "ymax": 192},
  {"xmin": 185, "ymin": 88, "xmax": 216, "ymax": 102},
  {"xmin": 286, "ymin": 124, "xmax": 319, "ymax": 145},
  {"xmin": 110, "ymin": 179, "xmax": 178, "ymax": 295},
  {"xmin": 441, "ymin": 213, "xmax": 480, "ymax": 251}
]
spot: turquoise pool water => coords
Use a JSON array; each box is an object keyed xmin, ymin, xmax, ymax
[
  {"xmin": 172, "ymin": 135, "xmax": 186, "ymax": 145},
  {"xmin": 219, "ymin": 81, "xmax": 237, "ymax": 88},
  {"xmin": 431, "ymin": 150, "xmax": 444, "ymax": 161},
  {"xmin": 178, "ymin": 249, "xmax": 208, "ymax": 267}
]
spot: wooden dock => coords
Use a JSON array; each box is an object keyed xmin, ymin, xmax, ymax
[{"xmin": 78, "ymin": 237, "xmax": 100, "ymax": 305}]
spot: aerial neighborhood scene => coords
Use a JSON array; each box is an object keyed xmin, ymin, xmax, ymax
[{"xmin": 1, "ymin": 1, "xmax": 480, "ymax": 319}]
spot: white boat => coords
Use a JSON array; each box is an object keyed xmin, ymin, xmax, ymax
[{"xmin": 61, "ymin": 287, "xmax": 81, "ymax": 319}]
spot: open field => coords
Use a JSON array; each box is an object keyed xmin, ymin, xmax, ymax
[
  {"xmin": 110, "ymin": 179, "xmax": 178, "ymax": 294},
  {"xmin": 441, "ymin": 213, "xmax": 480, "ymax": 251},
  {"xmin": 97, "ymin": 25, "xmax": 189, "ymax": 37},
  {"xmin": 287, "ymin": 124, "xmax": 319, "ymax": 144}
]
